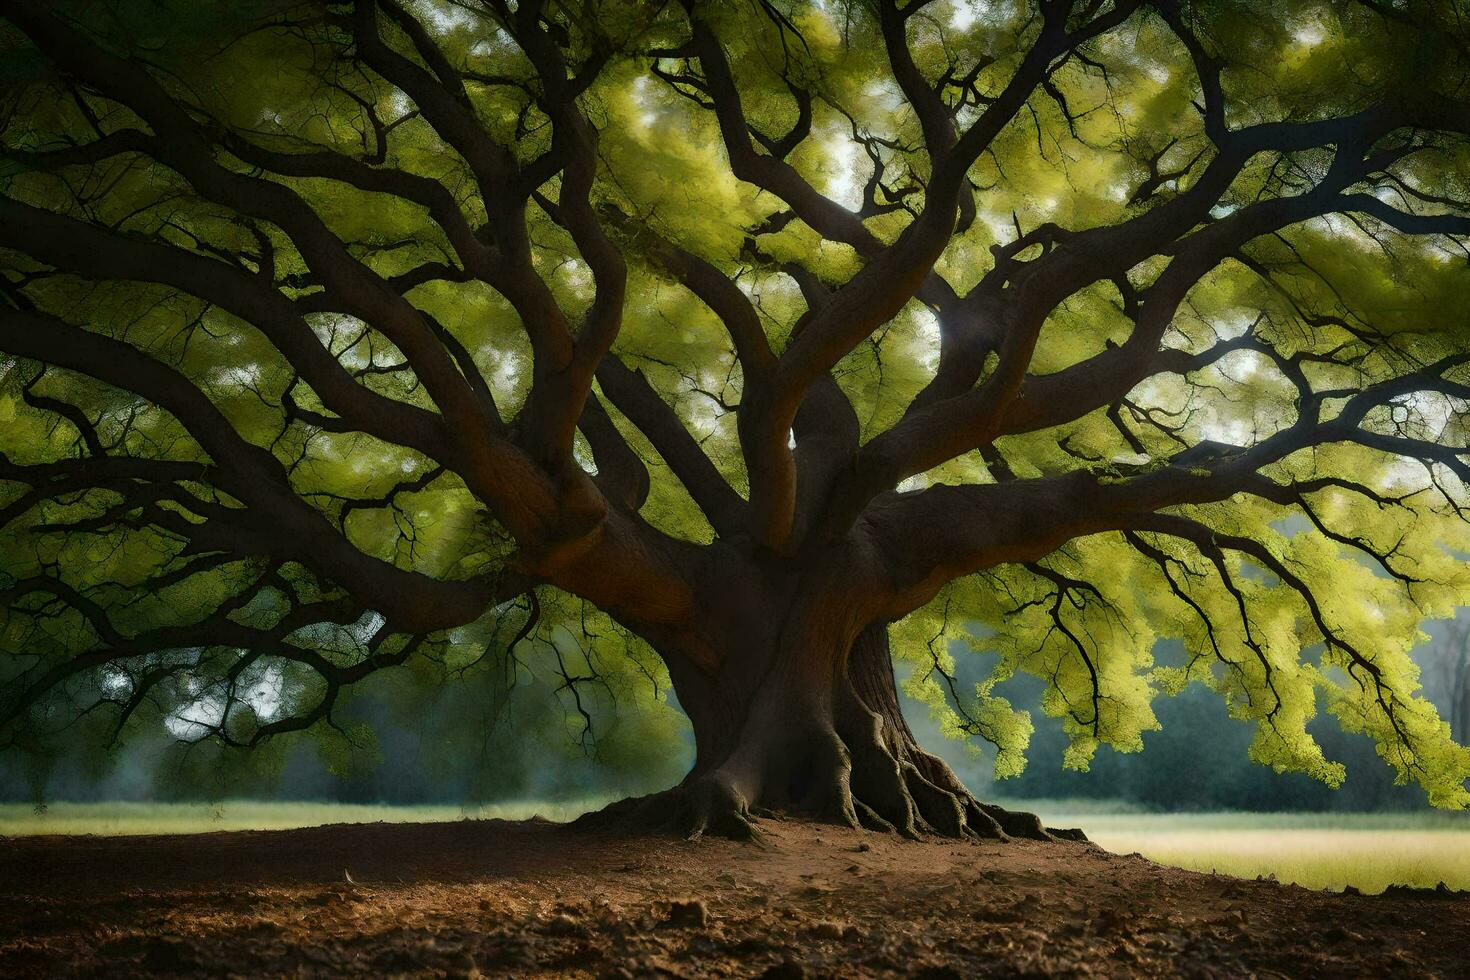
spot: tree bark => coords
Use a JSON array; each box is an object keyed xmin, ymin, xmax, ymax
[{"xmin": 581, "ymin": 616, "xmax": 1067, "ymax": 843}]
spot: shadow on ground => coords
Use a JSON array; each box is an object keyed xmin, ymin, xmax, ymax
[{"xmin": 2, "ymin": 817, "xmax": 1465, "ymax": 977}]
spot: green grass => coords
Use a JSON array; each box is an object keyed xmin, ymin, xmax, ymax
[
  {"xmin": 3, "ymin": 799, "xmax": 1468, "ymax": 894},
  {"xmin": 0, "ymin": 798, "xmax": 612, "ymax": 837},
  {"xmin": 1024, "ymin": 805, "xmax": 1470, "ymax": 832},
  {"xmin": 1085, "ymin": 828, "xmax": 1469, "ymax": 893},
  {"xmin": 1018, "ymin": 801, "xmax": 1470, "ymax": 893}
]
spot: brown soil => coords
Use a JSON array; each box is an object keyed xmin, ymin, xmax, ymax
[{"xmin": 1, "ymin": 817, "xmax": 1465, "ymax": 978}]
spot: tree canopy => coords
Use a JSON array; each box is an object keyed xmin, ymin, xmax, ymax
[{"xmin": 2, "ymin": 0, "xmax": 1470, "ymax": 813}]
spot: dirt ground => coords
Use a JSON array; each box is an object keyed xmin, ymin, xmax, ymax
[{"xmin": 1, "ymin": 816, "xmax": 1466, "ymax": 978}]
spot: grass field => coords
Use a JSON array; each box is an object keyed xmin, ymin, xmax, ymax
[
  {"xmin": 1023, "ymin": 803, "xmax": 1470, "ymax": 894},
  {"xmin": 3, "ymin": 799, "xmax": 1467, "ymax": 894},
  {"xmin": 0, "ymin": 799, "xmax": 611, "ymax": 837}
]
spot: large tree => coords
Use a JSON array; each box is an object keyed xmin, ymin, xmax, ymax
[{"xmin": 3, "ymin": 0, "xmax": 1470, "ymax": 838}]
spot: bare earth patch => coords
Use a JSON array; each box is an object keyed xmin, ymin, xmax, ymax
[{"xmin": 1, "ymin": 817, "xmax": 1465, "ymax": 977}]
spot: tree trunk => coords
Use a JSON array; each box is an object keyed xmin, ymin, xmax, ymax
[{"xmin": 582, "ymin": 617, "xmax": 1066, "ymax": 843}]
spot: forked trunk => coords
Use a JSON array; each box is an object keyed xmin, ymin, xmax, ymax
[{"xmin": 586, "ymin": 618, "xmax": 1068, "ymax": 843}]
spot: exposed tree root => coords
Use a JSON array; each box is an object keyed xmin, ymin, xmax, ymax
[
  {"xmin": 579, "ymin": 624, "xmax": 1088, "ymax": 845},
  {"xmin": 836, "ymin": 699, "xmax": 1060, "ymax": 844},
  {"xmin": 574, "ymin": 724, "xmax": 1078, "ymax": 846},
  {"xmin": 573, "ymin": 774, "xmax": 765, "ymax": 842},
  {"xmin": 834, "ymin": 634, "xmax": 1065, "ymax": 845}
]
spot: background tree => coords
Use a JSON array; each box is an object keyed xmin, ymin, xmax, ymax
[
  {"xmin": 1424, "ymin": 617, "xmax": 1470, "ymax": 748},
  {"xmin": 3, "ymin": 0, "xmax": 1470, "ymax": 839}
]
